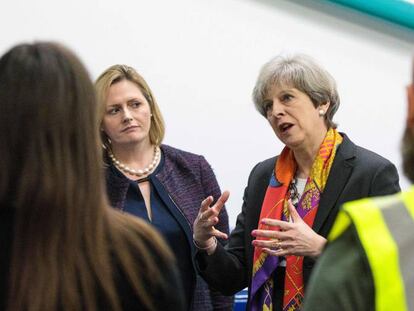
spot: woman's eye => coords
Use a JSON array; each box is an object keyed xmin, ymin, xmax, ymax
[
  {"xmin": 281, "ymin": 94, "xmax": 293, "ymax": 102},
  {"xmin": 107, "ymin": 108, "xmax": 120, "ymax": 115},
  {"xmin": 130, "ymin": 101, "xmax": 141, "ymax": 108},
  {"xmin": 264, "ymin": 101, "xmax": 273, "ymax": 112}
]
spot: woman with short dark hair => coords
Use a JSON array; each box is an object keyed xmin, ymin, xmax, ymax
[{"xmin": 193, "ymin": 54, "xmax": 400, "ymax": 311}]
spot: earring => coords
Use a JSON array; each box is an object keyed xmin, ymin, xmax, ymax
[{"xmin": 318, "ymin": 109, "xmax": 325, "ymax": 117}]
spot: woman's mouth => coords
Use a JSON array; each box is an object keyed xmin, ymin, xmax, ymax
[
  {"xmin": 278, "ymin": 123, "xmax": 293, "ymax": 133},
  {"xmin": 122, "ymin": 125, "xmax": 139, "ymax": 132}
]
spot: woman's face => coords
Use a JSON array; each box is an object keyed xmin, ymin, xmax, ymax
[
  {"xmin": 102, "ymin": 80, "xmax": 152, "ymax": 149},
  {"xmin": 264, "ymin": 85, "xmax": 329, "ymax": 150}
]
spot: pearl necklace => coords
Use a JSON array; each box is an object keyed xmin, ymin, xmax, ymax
[{"xmin": 108, "ymin": 146, "xmax": 160, "ymax": 177}]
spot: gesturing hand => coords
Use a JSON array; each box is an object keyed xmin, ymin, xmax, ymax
[
  {"xmin": 251, "ymin": 200, "xmax": 327, "ymax": 258},
  {"xmin": 193, "ymin": 191, "xmax": 230, "ymax": 250}
]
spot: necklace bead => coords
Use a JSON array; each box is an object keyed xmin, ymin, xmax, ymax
[{"xmin": 108, "ymin": 147, "xmax": 160, "ymax": 177}]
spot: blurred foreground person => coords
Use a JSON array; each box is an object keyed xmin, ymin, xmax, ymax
[
  {"xmin": 303, "ymin": 60, "xmax": 414, "ymax": 311},
  {"xmin": 0, "ymin": 42, "xmax": 184, "ymax": 311}
]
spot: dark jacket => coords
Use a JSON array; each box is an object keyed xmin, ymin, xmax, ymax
[
  {"xmin": 0, "ymin": 207, "xmax": 185, "ymax": 311},
  {"xmin": 106, "ymin": 144, "xmax": 233, "ymax": 311},
  {"xmin": 196, "ymin": 134, "xmax": 400, "ymax": 310}
]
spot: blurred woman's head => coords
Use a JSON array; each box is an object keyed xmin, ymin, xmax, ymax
[
  {"xmin": 0, "ymin": 42, "xmax": 102, "ymax": 211},
  {"xmin": 253, "ymin": 54, "xmax": 339, "ymax": 130},
  {"xmin": 0, "ymin": 42, "xmax": 172, "ymax": 311},
  {"xmin": 95, "ymin": 65, "xmax": 165, "ymax": 149}
]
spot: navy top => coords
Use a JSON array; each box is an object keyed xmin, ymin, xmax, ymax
[
  {"xmin": 110, "ymin": 152, "xmax": 193, "ymax": 310},
  {"xmin": 106, "ymin": 144, "xmax": 233, "ymax": 311}
]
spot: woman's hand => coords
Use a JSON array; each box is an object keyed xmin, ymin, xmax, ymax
[
  {"xmin": 251, "ymin": 200, "xmax": 327, "ymax": 258},
  {"xmin": 193, "ymin": 191, "xmax": 230, "ymax": 254}
]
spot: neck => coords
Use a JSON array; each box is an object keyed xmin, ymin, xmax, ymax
[
  {"xmin": 111, "ymin": 140, "xmax": 154, "ymax": 167},
  {"xmin": 293, "ymin": 128, "xmax": 328, "ymax": 177}
]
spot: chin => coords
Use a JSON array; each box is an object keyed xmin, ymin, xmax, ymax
[
  {"xmin": 117, "ymin": 136, "xmax": 150, "ymax": 146},
  {"xmin": 281, "ymin": 137, "xmax": 303, "ymax": 149},
  {"xmin": 132, "ymin": 137, "xmax": 150, "ymax": 145}
]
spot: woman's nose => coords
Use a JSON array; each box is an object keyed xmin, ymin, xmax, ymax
[
  {"xmin": 122, "ymin": 108, "xmax": 133, "ymax": 122},
  {"xmin": 269, "ymin": 100, "xmax": 284, "ymax": 118}
]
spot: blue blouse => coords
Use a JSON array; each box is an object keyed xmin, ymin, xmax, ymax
[{"xmin": 110, "ymin": 153, "xmax": 193, "ymax": 310}]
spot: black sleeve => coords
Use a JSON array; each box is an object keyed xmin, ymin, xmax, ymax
[
  {"xmin": 195, "ymin": 161, "xmax": 267, "ymax": 296},
  {"xmin": 370, "ymin": 160, "xmax": 400, "ymax": 196},
  {"xmin": 194, "ymin": 185, "xmax": 250, "ymax": 295},
  {"xmin": 198, "ymin": 156, "xmax": 234, "ymax": 310}
]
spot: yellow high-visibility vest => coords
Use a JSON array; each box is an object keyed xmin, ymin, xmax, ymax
[{"xmin": 328, "ymin": 187, "xmax": 414, "ymax": 311}]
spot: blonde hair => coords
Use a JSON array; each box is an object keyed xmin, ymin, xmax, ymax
[
  {"xmin": 95, "ymin": 64, "xmax": 165, "ymax": 147},
  {"xmin": 0, "ymin": 42, "xmax": 173, "ymax": 311}
]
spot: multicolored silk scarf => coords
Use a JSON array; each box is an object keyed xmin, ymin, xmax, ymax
[{"xmin": 249, "ymin": 128, "xmax": 343, "ymax": 311}]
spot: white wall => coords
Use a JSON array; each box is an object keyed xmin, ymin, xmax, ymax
[{"xmin": 2, "ymin": 0, "xmax": 414, "ymax": 226}]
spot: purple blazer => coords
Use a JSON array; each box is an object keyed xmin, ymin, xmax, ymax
[{"xmin": 105, "ymin": 144, "xmax": 233, "ymax": 311}]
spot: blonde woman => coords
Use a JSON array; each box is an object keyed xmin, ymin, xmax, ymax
[{"xmin": 95, "ymin": 65, "xmax": 233, "ymax": 311}]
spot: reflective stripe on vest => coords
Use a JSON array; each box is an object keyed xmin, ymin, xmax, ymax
[{"xmin": 328, "ymin": 189, "xmax": 414, "ymax": 311}]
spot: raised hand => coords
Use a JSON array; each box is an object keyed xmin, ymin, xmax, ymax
[
  {"xmin": 251, "ymin": 200, "xmax": 326, "ymax": 258},
  {"xmin": 193, "ymin": 191, "xmax": 230, "ymax": 252}
]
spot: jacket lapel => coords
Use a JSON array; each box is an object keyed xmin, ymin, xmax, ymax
[{"xmin": 312, "ymin": 134, "xmax": 356, "ymax": 233}]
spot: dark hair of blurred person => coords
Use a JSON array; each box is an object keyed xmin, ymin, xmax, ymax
[{"xmin": 0, "ymin": 42, "xmax": 184, "ymax": 311}]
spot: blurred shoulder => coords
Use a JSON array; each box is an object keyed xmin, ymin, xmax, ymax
[
  {"xmin": 108, "ymin": 210, "xmax": 185, "ymax": 310},
  {"xmin": 304, "ymin": 224, "xmax": 374, "ymax": 311}
]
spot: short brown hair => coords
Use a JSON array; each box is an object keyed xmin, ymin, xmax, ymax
[{"xmin": 253, "ymin": 54, "xmax": 340, "ymax": 129}]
